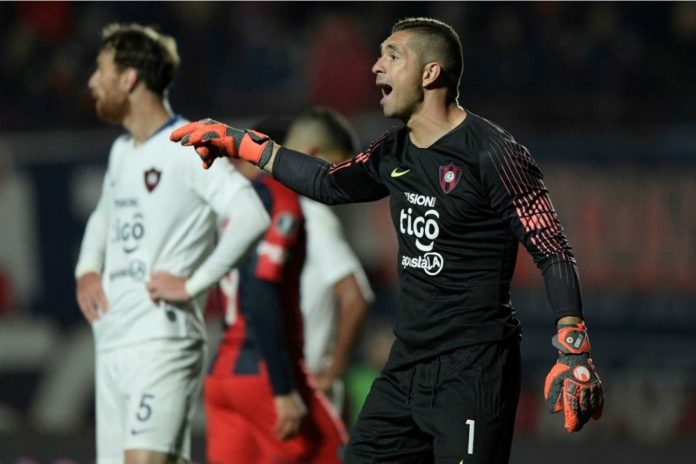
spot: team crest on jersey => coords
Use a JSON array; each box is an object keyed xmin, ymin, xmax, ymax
[
  {"xmin": 439, "ymin": 163, "xmax": 462, "ymax": 194},
  {"xmin": 144, "ymin": 168, "xmax": 161, "ymax": 192}
]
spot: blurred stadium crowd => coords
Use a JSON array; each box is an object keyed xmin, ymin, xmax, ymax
[
  {"xmin": 1, "ymin": 2, "xmax": 696, "ymax": 131},
  {"xmin": 1, "ymin": 2, "xmax": 696, "ymax": 463}
]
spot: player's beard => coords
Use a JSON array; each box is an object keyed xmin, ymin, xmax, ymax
[
  {"xmin": 94, "ymin": 92, "xmax": 129, "ymax": 124},
  {"xmin": 383, "ymin": 93, "xmax": 419, "ymax": 121}
]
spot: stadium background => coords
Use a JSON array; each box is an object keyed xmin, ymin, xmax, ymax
[{"xmin": 1, "ymin": 2, "xmax": 695, "ymax": 463}]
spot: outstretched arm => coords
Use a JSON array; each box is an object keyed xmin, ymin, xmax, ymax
[{"xmin": 171, "ymin": 119, "xmax": 389, "ymax": 205}]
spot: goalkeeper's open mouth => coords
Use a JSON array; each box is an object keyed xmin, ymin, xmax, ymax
[{"xmin": 377, "ymin": 82, "xmax": 393, "ymax": 105}]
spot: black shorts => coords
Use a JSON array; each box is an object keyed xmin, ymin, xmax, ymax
[{"xmin": 344, "ymin": 337, "xmax": 521, "ymax": 464}]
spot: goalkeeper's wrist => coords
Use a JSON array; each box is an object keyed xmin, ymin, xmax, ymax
[
  {"xmin": 556, "ymin": 315, "xmax": 583, "ymax": 328},
  {"xmin": 75, "ymin": 261, "xmax": 102, "ymax": 279}
]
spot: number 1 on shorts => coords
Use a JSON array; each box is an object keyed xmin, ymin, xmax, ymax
[{"xmin": 466, "ymin": 419, "xmax": 475, "ymax": 455}]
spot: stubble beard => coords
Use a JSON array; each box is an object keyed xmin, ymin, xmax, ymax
[
  {"xmin": 94, "ymin": 94, "xmax": 128, "ymax": 125},
  {"xmin": 383, "ymin": 99, "xmax": 411, "ymax": 122}
]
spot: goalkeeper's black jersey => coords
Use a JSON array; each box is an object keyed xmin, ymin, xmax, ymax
[{"xmin": 274, "ymin": 111, "xmax": 582, "ymax": 366}]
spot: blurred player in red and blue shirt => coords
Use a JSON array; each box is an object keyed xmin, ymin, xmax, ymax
[{"xmin": 205, "ymin": 164, "xmax": 347, "ymax": 464}]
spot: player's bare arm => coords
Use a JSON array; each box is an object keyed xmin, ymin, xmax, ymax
[
  {"xmin": 76, "ymin": 272, "xmax": 108, "ymax": 322},
  {"xmin": 313, "ymin": 274, "xmax": 368, "ymax": 392}
]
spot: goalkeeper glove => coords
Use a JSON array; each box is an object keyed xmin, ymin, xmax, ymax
[
  {"xmin": 544, "ymin": 322, "xmax": 604, "ymax": 432},
  {"xmin": 170, "ymin": 118, "xmax": 274, "ymax": 169}
]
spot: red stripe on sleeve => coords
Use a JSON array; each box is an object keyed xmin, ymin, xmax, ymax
[{"xmin": 488, "ymin": 137, "xmax": 571, "ymax": 260}]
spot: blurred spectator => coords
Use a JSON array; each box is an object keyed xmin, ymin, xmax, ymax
[
  {"xmin": 16, "ymin": 2, "xmax": 74, "ymax": 42},
  {"xmin": 308, "ymin": 14, "xmax": 375, "ymax": 114},
  {"xmin": 3, "ymin": 2, "xmax": 692, "ymax": 132},
  {"xmin": 0, "ymin": 145, "xmax": 40, "ymax": 313},
  {"xmin": 669, "ymin": 2, "xmax": 696, "ymax": 99}
]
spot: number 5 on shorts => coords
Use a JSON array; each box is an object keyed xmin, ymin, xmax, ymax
[{"xmin": 136, "ymin": 393, "xmax": 155, "ymax": 422}]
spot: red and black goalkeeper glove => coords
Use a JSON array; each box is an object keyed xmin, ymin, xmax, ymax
[
  {"xmin": 170, "ymin": 118, "xmax": 274, "ymax": 169},
  {"xmin": 544, "ymin": 322, "xmax": 604, "ymax": 432}
]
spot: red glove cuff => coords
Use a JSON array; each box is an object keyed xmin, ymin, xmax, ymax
[
  {"xmin": 239, "ymin": 130, "xmax": 274, "ymax": 168},
  {"xmin": 552, "ymin": 322, "xmax": 591, "ymax": 354}
]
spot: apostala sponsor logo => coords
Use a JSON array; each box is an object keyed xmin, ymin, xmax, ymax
[
  {"xmin": 109, "ymin": 259, "xmax": 147, "ymax": 282},
  {"xmin": 401, "ymin": 252, "xmax": 444, "ymax": 276}
]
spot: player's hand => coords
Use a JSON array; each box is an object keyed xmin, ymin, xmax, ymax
[
  {"xmin": 544, "ymin": 322, "xmax": 604, "ymax": 432},
  {"xmin": 312, "ymin": 367, "xmax": 338, "ymax": 393},
  {"xmin": 76, "ymin": 272, "xmax": 107, "ymax": 322},
  {"xmin": 170, "ymin": 118, "xmax": 274, "ymax": 169},
  {"xmin": 146, "ymin": 272, "xmax": 190, "ymax": 303},
  {"xmin": 272, "ymin": 390, "xmax": 307, "ymax": 441}
]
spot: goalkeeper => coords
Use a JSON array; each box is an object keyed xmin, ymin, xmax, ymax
[{"xmin": 171, "ymin": 16, "xmax": 603, "ymax": 464}]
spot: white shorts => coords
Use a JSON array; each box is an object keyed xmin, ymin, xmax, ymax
[{"xmin": 95, "ymin": 338, "xmax": 206, "ymax": 464}]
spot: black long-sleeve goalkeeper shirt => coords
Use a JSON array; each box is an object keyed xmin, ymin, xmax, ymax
[{"xmin": 273, "ymin": 110, "xmax": 582, "ymax": 366}]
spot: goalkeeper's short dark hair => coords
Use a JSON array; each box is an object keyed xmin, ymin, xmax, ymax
[
  {"xmin": 100, "ymin": 22, "xmax": 179, "ymax": 97},
  {"xmin": 392, "ymin": 17, "xmax": 463, "ymax": 103}
]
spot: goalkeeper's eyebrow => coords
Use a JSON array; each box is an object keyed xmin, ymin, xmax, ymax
[{"xmin": 379, "ymin": 43, "xmax": 403, "ymax": 57}]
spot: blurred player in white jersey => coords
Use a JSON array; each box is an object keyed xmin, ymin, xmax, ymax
[
  {"xmin": 74, "ymin": 23, "xmax": 269, "ymax": 464},
  {"xmin": 283, "ymin": 108, "xmax": 374, "ymax": 416}
]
